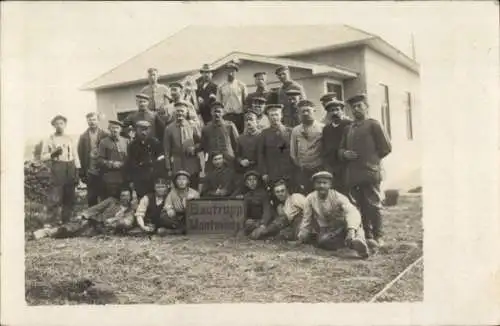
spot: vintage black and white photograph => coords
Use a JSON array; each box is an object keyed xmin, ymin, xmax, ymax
[
  {"xmin": 2, "ymin": 2, "xmax": 499, "ymax": 323},
  {"xmin": 17, "ymin": 2, "xmax": 425, "ymax": 305}
]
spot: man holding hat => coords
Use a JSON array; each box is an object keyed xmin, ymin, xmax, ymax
[
  {"xmin": 98, "ymin": 120, "xmax": 129, "ymax": 199},
  {"xmin": 196, "ymin": 64, "xmax": 219, "ymax": 125},
  {"xmin": 125, "ymin": 120, "xmax": 165, "ymax": 199},
  {"xmin": 245, "ymin": 72, "xmax": 276, "ymax": 109},
  {"xmin": 77, "ymin": 112, "xmax": 108, "ymax": 206},
  {"xmin": 275, "ymin": 65, "xmax": 306, "ymax": 125},
  {"xmin": 297, "ymin": 171, "xmax": 370, "ymax": 259},
  {"xmin": 320, "ymin": 93, "xmax": 352, "ymax": 195},
  {"xmin": 216, "ymin": 60, "xmax": 247, "ymax": 134},
  {"xmin": 284, "ymin": 87, "xmax": 303, "ymax": 127},
  {"xmin": 163, "ymin": 101, "xmax": 202, "ymax": 189},
  {"xmin": 123, "ymin": 93, "xmax": 166, "ymax": 143},
  {"xmin": 258, "ymin": 104, "xmax": 295, "ymax": 189},
  {"xmin": 290, "ymin": 99, "xmax": 325, "ymax": 195},
  {"xmin": 140, "ymin": 67, "xmax": 170, "ymax": 113},
  {"xmin": 41, "ymin": 115, "xmax": 81, "ymax": 224},
  {"xmin": 339, "ymin": 93, "xmax": 392, "ymax": 249}
]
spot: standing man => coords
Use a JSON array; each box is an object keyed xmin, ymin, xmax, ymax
[
  {"xmin": 201, "ymin": 102, "xmax": 239, "ymax": 172},
  {"xmin": 196, "ymin": 64, "xmax": 218, "ymax": 125},
  {"xmin": 290, "ymin": 100, "xmax": 324, "ymax": 195},
  {"xmin": 216, "ymin": 61, "xmax": 247, "ymax": 134},
  {"xmin": 320, "ymin": 94, "xmax": 352, "ymax": 195},
  {"xmin": 125, "ymin": 121, "xmax": 165, "ymax": 199},
  {"xmin": 123, "ymin": 93, "xmax": 165, "ymax": 143},
  {"xmin": 246, "ymin": 72, "xmax": 276, "ymax": 108},
  {"xmin": 339, "ymin": 93, "xmax": 392, "ymax": 249},
  {"xmin": 163, "ymin": 101, "xmax": 202, "ymax": 190},
  {"xmin": 41, "ymin": 115, "xmax": 80, "ymax": 224},
  {"xmin": 258, "ymin": 104, "xmax": 295, "ymax": 190},
  {"xmin": 77, "ymin": 112, "xmax": 108, "ymax": 206},
  {"xmin": 283, "ymin": 88, "xmax": 303, "ymax": 127},
  {"xmin": 249, "ymin": 96, "xmax": 270, "ymax": 131},
  {"xmin": 140, "ymin": 67, "xmax": 170, "ymax": 113},
  {"xmin": 236, "ymin": 110, "xmax": 262, "ymax": 178},
  {"xmin": 167, "ymin": 82, "xmax": 202, "ymax": 130},
  {"xmin": 98, "ymin": 120, "xmax": 129, "ymax": 199},
  {"xmin": 275, "ymin": 66, "xmax": 306, "ymax": 127}
]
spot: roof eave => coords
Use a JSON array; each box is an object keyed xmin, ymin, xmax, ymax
[{"xmin": 366, "ymin": 38, "xmax": 420, "ymax": 74}]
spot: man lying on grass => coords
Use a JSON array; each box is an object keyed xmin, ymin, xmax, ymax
[
  {"xmin": 32, "ymin": 187, "xmax": 137, "ymax": 239},
  {"xmin": 297, "ymin": 171, "xmax": 370, "ymax": 259},
  {"xmin": 249, "ymin": 179, "xmax": 306, "ymax": 241}
]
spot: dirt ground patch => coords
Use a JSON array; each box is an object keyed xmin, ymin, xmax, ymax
[{"xmin": 25, "ymin": 195, "xmax": 423, "ymax": 304}]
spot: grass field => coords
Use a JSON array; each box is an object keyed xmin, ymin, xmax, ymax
[{"xmin": 25, "ymin": 194, "xmax": 423, "ymax": 305}]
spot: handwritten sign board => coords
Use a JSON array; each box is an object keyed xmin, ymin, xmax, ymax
[{"xmin": 186, "ymin": 198, "xmax": 245, "ymax": 234}]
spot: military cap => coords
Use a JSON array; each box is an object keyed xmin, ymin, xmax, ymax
[
  {"xmin": 135, "ymin": 120, "xmax": 151, "ymax": 128},
  {"xmin": 285, "ymin": 88, "xmax": 302, "ymax": 96},
  {"xmin": 168, "ymin": 81, "xmax": 184, "ymax": 89},
  {"xmin": 253, "ymin": 71, "xmax": 267, "ymax": 78},
  {"xmin": 275, "ymin": 65, "xmax": 289, "ymax": 74},
  {"xmin": 174, "ymin": 170, "xmax": 191, "ymax": 180},
  {"xmin": 108, "ymin": 120, "xmax": 124, "ymax": 127},
  {"xmin": 51, "ymin": 114, "xmax": 67, "ymax": 126},
  {"xmin": 324, "ymin": 98, "xmax": 345, "ymax": 111},
  {"xmin": 136, "ymin": 93, "xmax": 150, "ymax": 101},
  {"xmin": 225, "ymin": 61, "xmax": 239, "ymax": 71},
  {"xmin": 265, "ymin": 104, "xmax": 284, "ymax": 113},
  {"xmin": 173, "ymin": 100, "xmax": 190, "ymax": 109},
  {"xmin": 154, "ymin": 177, "xmax": 169, "ymax": 185},
  {"xmin": 243, "ymin": 170, "xmax": 261, "ymax": 180},
  {"xmin": 272, "ymin": 178, "xmax": 289, "ymax": 189},
  {"xmin": 211, "ymin": 101, "xmax": 225, "ymax": 110},
  {"xmin": 199, "ymin": 63, "xmax": 215, "ymax": 73},
  {"xmin": 346, "ymin": 93, "xmax": 368, "ymax": 105},
  {"xmin": 252, "ymin": 96, "xmax": 267, "ymax": 103},
  {"xmin": 320, "ymin": 92, "xmax": 338, "ymax": 103},
  {"xmin": 244, "ymin": 109, "xmax": 258, "ymax": 119},
  {"xmin": 297, "ymin": 99, "xmax": 316, "ymax": 108},
  {"xmin": 311, "ymin": 171, "xmax": 334, "ymax": 181}
]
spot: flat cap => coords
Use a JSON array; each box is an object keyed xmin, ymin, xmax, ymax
[
  {"xmin": 311, "ymin": 171, "xmax": 333, "ymax": 181},
  {"xmin": 324, "ymin": 98, "xmax": 345, "ymax": 111},
  {"xmin": 174, "ymin": 170, "xmax": 191, "ymax": 180},
  {"xmin": 173, "ymin": 100, "xmax": 190, "ymax": 109},
  {"xmin": 346, "ymin": 93, "xmax": 368, "ymax": 105},
  {"xmin": 135, "ymin": 120, "xmax": 151, "ymax": 128},
  {"xmin": 320, "ymin": 92, "xmax": 338, "ymax": 103},
  {"xmin": 199, "ymin": 63, "xmax": 215, "ymax": 73},
  {"xmin": 154, "ymin": 177, "xmax": 169, "ymax": 185},
  {"xmin": 136, "ymin": 93, "xmax": 150, "ymax": 100},
  {"xmin": 225, "ymin": 61, "xmax": 239, "ymax": 71},
  {"xmin": 265, "ymin": 104, "xmax": 284, "ymax": 113},
  {"xmin": 51, "ymin": 114, "xmax": 67, "ymax": 126},
  {"xmin": 168, "ymin": 82, "xmax": 184, "ymax": 89},
  {"xmin": 244, "ymin": 109, "xmax": 258, "ymax": 119},
  {"xmin": 285, "ymin": 88, "xmax": 302, "ymax": 96},
  {"xmin": 253, "ymin": 71, "xmax": 267, "ymax": 78},
  {"xmin": 211, "ymin": 101, "xmax": 225, "ymax": 110},
  {"xmin": 252, "ymin": 96, "xmax": 267, "ymax": 103},
  {"xmin": 243, "ymin": 170, "xmax": 260, "ymax": 180},
  {"xmin": 108, "ymin": 120, "xmax": 124, "ymax": 127},
  {"xmin": 297, "ymin": 99, "xmax": 316, "ymax": 108},
  {"xmin": 275, "ymin": 65, "xmax": 289, "ymax": 74}
]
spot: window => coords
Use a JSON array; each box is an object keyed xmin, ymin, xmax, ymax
[
  {"xmin": 379, "ymin": 84, "xmax": 391, "ymax": 138},
  {"xmin": 325, "ymin": 82, "xmax": 343, "ymax": 100},
  {"xmin": 406, "ymin": 92, "xmax": 414, "ymax": 140}
]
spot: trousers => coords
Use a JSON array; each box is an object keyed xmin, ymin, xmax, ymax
[
  {"xmin": 350, "ymin": 181, "xmax": 383, "ymax": 239},
  {"xmin": 87, "ymin": 173, "xmax": 104, "ymax": 206}
]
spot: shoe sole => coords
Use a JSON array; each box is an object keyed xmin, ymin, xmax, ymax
[{"xmin": 351, "ymin": 238, "xmax": 370, "ymax": 259}]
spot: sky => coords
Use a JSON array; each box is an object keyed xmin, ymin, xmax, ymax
[{"xmin": 1, "ymin": 1, "xmax": 497, "ymax": 141}]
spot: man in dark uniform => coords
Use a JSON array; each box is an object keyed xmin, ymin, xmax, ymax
[
  {"xmin": 123, "ymin": 93, "xmax": 165, "ymax": 143},
  {"xmin": 196, "ymin": 64, "xmax": 218, "ymax": 125},
  {"xmin": 276, "ymin": 66, "xmax": 306, "ymax": 127},
  {"xmin": 283, "ymin": 87, "xmax": 303, "ymax": 127},
  {"xmin": 125, "ymin": 120, "xmax": 165, "ymax": 199},
  {"xmin": 140, "ymin": 67, "xmax": 170, "ymax": 113},
  {"xmin": 258, "ymin": 104, "xmax": 295, "ymax": 190},
  {"xmin": 245, "ymin": 72, "xmax": 277, "ymax": 109},
  {"xmin": 339, "ymin": 93, "xmax": 392, "ymax": 250},
  {"xmin": 320, "ymin": 94, "xmax": 352, "ymax": 195}
]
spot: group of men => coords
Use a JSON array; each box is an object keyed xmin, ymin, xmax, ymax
[{"xmin": 34, "ymin": 61, "xmax": 392, "ymax": 259}]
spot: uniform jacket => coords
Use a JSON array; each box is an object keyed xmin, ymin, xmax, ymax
[
  {"xmin": 125, "ymin": 137, "xmax": 164, "ymax": 182},
  {"xmin": 233, "ymin": 184, "xmax": 272, "ymax": 224},
  {"xmin": 277, "ymin": 80, "xmax": 306, "ymax": 127},
  {"xmin": 195, "ymin": 77, "xmax": 218, "ymax": 124},
  {"xmin": 235, "ymin": 131, "xmax": 261, "ymax": 174},
  {"xmin": 201, "ymin": 165, "xmax": 236, "ymax": 197},
  {"xmin": 140, "ymin": 84, "xmax": 170, "ymax": 112},
  {"xmin": 321, "ymin": 119, "xmax": 352, "ymax": 177},
  {"xmin": 98, "ymin": 135, "xmax": 129, "ymax": 185},
  {"xmin": 122, "ymin": 109, "xmax": 166, "ymax": 143},
  {"xmin": 163, "ymin": 120, "xmax": 202, "ymax": 176},
  {"xmin": 245, "ymin": 87, "xmax": 278, "ymax": 109},
  {"xmin": 339, "ymin": 118, "xmax": 392, "ymax": 186},
  {"xmin": 201, "ymin": 120, "xmax": 239, "ymax": 168},
  {"xmin": 77, "ymin": 128, "xmax": 108, "ymax": 177},
  {"xmin": 258, "ymin": 125, "xmax": 295, "ymax": 183}
]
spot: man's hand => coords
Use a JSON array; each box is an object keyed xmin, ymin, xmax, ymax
[
  {"xmin": 240, "ymin": 159, "xmax": 250, "ymax": 167},
  {"xmin": 343, "ymin": 150, "xmax": 359, "ymax": 161},
  {"xmin": 141, "ymin": 224, "xmax": 155, "ymax": 233},
  {"xmin": 166, "ymin": 208, "xmax": 176, "ymax": 218},
  {"xmin": 51, "ymin": 146, "xmax": 63, "ymax": 159},
  {"xmin": 262, "ymin": 174, "xmax": 269, "ymax": 184},
  {"xmin": 113, "ymin": 161, "xmax": 124, "ymax": 169},
  {"xmin": 186, "ymin": 146, "xmax": 196, "ymax": 156},
  {"xmin": 345, "ymin": 229, "xmax": 356, "ymax": 247}
]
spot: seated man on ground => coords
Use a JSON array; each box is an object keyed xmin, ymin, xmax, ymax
[
  {"xmin": 297, "ymin": 171, "xmax": 370, "ymax": 259},
  {"xmin": 232, "ymin": 170, "xmax": 272, "ymax": 236},
  {"xmin": 135, "ymin": 177, "xmax": 172, "ymax": 235},
  {"xmin": 32, "ymin": 187, "xmax": 137, "ymax": 239},
  {"xmin": 249, "ymin": 179, "xmax": 306, "ymax": 241},
  {"xmin": 201, "ymin": 151, "xmax": 236, "ymax": 197},
  {"xmin": 162, "ymin": 170, "xmax": 200, "ymax": 234}
]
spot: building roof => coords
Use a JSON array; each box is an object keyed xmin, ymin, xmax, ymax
[{"xmin": 82, "ymin": 24, "xmax": 418, "ymax": 90}]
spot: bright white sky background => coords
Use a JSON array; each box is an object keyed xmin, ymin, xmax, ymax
[{"xmin": 3, "ymin": 1, "xmax": 431, "ymax": 141}]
